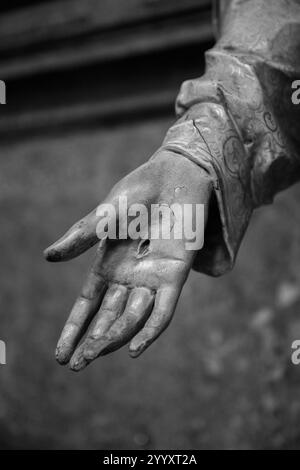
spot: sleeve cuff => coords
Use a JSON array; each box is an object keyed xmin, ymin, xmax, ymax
[{"xmin": 157, "ymin": 104, "xmax": 254, "ymax": 276}]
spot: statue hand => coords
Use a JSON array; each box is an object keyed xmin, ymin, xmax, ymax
[{"xmin": 44, "ymin": 150, "xmax": 212, "ymax": 370}]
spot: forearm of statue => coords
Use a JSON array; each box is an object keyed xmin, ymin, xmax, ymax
[{"xmin": 173, "ymin": 0, "xmax": 300, "ymax": 274}]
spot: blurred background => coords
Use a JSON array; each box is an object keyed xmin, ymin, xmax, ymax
[{"xmin": 1, "ymin": 0, "xmax": 300, "ymax": 450}]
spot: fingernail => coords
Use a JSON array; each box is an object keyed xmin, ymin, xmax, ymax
[
  {"xmin": 129, "ymin": 349, "xmax": 140, "ymax": 358},
  {"xmin": 44, "ymin": 247, "xmax": 61, "ymax": 262},
  {"xmin": 84, "ymin": 341, "xmax": 109, "ymax": 360},
  {"xmin": 55, "ymin": 345, "xmax": 70, "ymax": 365},
  {"xmin": 129, "ymin": 338, "xmax": 146, "ymax": 358},
  {"xmin": 69, "ymin": 347, "xmax": 87, "ymax": 370},
  {"xmin": 69, "ymin": 358, "xmax": 87, "ymax": 372},
  {"xmin": 129, "ymin": 345, "xmax": 144, "ymax": 358}
]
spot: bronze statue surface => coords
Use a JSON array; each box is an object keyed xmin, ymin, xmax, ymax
[{"xmin": 45, "ymin": 0, "xmax": 300, "ymax": 371}]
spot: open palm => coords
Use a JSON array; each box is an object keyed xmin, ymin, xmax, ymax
[{"xmin": 44, "ymin": 150, "xmax": 211, "ymax": 370}]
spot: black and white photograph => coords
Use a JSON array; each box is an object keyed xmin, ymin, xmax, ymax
[{"xmin": 0, "ymin": 0, "xmax": 300, "ymax": 455}]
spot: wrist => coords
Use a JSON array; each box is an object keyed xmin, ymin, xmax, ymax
[{"xmin": 150, "ymin": 148, "xmax": 211, "ymax": 187}]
